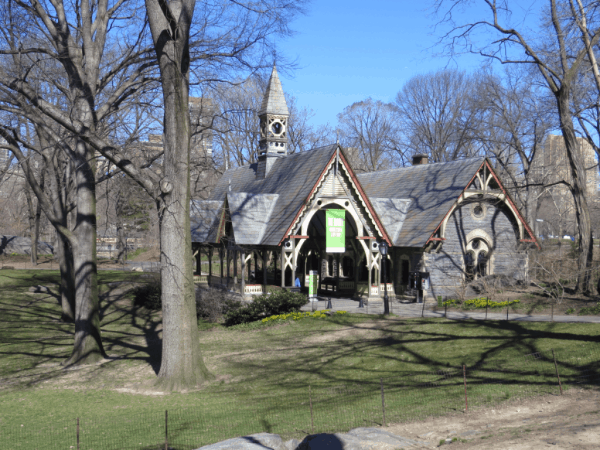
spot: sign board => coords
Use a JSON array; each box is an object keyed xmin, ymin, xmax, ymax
[
  {"xmin": 308, "ymin": 270, "xmax": 318, "ymax": 299},
  {"xmin": 326, "ymin": 209, "xmax": 345, "ymax": 253}
]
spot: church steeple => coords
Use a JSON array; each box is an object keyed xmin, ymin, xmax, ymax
[{"xmin": 257, "ymin": 65, "xmax": 289, "ymax": 178}]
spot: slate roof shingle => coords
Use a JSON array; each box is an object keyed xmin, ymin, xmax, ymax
[
  {"xmin": 208, "ymin": 144, "xmax": 338, "ymax": 246},
  {"xmin": 259, "ymin": 66, "xmax": 289, "ymax": 116},
  {"xmin": 358, "ymin": 158, "xmax": 485, "ymax": 247},
  {"xmin": 196, "ymin": 146, "xmax": 485, "ymax": 249}
]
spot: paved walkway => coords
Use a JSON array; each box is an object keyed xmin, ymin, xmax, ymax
[{"xmin": 300, "ymin": 296, "xmax": 600, "ymax": 323}]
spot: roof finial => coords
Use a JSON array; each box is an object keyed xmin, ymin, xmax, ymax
[
  {"xmin": 272, "ymin": 48, "xmax": 277, "ymax": 68},
  {"xmin": 336, "ymin": 130, "xmax": 339, "ymax": 145}
]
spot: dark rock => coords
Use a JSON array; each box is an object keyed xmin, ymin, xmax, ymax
[
  {"xmin": 28, "ymin": 285, "xmax": 50, "ymax": 293},
  {"xmin": 195, "ymin": 433, "xmax": 287, "ymax": 450}
]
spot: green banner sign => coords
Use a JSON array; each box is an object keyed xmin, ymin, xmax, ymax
[{"xmin": 326, "ymin": 209, "xmax": 345, "ymax": 253}]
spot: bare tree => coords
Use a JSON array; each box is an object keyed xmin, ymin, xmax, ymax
[
  {"xmin": 394, "ymin": 68, "xmax": 481, "ymax": 163},
  {"xmin": 143, "ymin": 0, "xmax": 305, "ymax": 390},
  {"xmin": 473, "ymin": 67, "xmax": 554, "ymax": 225},
  {"xmin": 434, "ymin": 0, "xmax": 596, "ymax": 293},
  {"xmin": 337, "ymin": 98, "xmax": 402, "ymax": 172},
  {"xmin": 211, "ymin": 76, "xmax": 330, "ymax": 169}
]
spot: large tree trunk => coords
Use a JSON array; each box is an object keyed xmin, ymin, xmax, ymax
[
  {"xmin": 556, "ymin": 89, "xmax": 593, "ymax": 294},
  {"xmin": 146, "ymin": 0, "xmax": 211, "ymax": 390},
  {"xmin": 64, "ymin": 141, "xmax": 106, "ymax": 365},
  {"xmin": 55, "ymin": 231, "xmax": 75, "ymax": 322}
]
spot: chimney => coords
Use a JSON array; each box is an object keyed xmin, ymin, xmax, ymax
[{"xmin": 412, "ymin": 154, "xmax": 429, "ymax": 165}]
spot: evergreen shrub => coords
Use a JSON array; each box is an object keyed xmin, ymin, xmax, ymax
[{"xmin": 224, "ymin": 290, "xmax": 308, "ymax": 326}]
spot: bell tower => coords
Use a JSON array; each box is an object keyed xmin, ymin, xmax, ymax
[{"xmin": 257, "ymin": 65, "xmax": 289, "ymax": 179}]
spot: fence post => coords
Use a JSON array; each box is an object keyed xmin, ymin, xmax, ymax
[
  {"xmin": 165, "ymin": 410, "xmax": 168, "ymax": 450},
  {"xmin": 309, "ymin": 386, "xmax": 314, "ymax": 434},
  {"xmin": 551, "ymin": 302, "xmax": 554, "ymax": 322},
  {"xmin": 380, "ymin": 378, "xmax": 386, "ymax": 427},
  {"xmin": 485, "ymin": 301, "xmax": 488, "ymax": 320},
  {"xmin": 77, "ymin": 417, "xmax": 80, "ymax": 450},
  {"xmin": 552, "ymin": 349, "xmax": 563, "ymax": 395},
  {"xmin": 463, "ymin": 365, "xmax": 468, "ymax": 413},
  {"xmin": 506, "ymin": 305, "xmax": 509, "ymax": 321}
]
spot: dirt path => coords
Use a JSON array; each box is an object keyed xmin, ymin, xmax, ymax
[{"xmin": 387, "ymin": 390, "xmax": 600, "ymax": 449}]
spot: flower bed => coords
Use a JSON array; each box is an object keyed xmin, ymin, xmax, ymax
[
  {"xmin": 261, "ymin": 310, "xmax": 347, "ymax": 324},
  {"xmin": 442, "ymin": 297, "xmax": 521, "ymax": 309}
]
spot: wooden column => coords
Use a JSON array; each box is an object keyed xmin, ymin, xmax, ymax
[
  {"xmin": 262, "ymin": 250, "xmax": 268, "ymax": 293},
  {"xmin": 233, "ymin": 249, "xmax": 238, "ymax": 290},
  {"xmin": 240, "ymin": 249, "xmax": 246, "ymax": 297},
  {"xmin": 208, "ymin": 247, "xmax": 213, "ymax": 282},
  {"xmin": 280, "ymin": 249, "xmax": 285, "ymax": 288},
  {"xmin": 195, "ymin": 245, "xmax": 201, "ymax": 275},
  {"xmin": 220, "ymin": 247, "xmax": 224, "ymax": 287},
  {"xmin": 226, "ymin": 246, "xmax": 230, "ymax": 289},
  {"xmin": 377, "ymin": 254, "xmax": 382, "ymax": 298}
]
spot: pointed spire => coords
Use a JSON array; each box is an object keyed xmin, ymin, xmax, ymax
[{"xmin": 259, "ymin": 65, "xmax": 289, "ymax": 116}]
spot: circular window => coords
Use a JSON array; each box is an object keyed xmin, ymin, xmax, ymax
[
  {"xmin": 471, "ymin": 202, "xmax": 486, "ymax": 219},
  {"xmin": 317, "ymin": 200, "xmax": 322, "ymax": 206},
  {"xmin": 271, "ymin": 121, "xmax": 282, "ymax": 135},
  {"xmin": 345, "ymin": 201, "xmax": 349, "ymax": 206}
]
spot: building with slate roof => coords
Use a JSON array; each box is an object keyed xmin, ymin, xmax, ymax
[{"xmin": 191, "ymin": 66, "xmax": 539, "ymax": 303}]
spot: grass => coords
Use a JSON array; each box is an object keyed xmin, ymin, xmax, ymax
[{"xmin": 1, "ymin": 269, "xmax": 600, "ymax": 449}]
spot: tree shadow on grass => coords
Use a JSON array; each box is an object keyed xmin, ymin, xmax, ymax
[
  {"xmin": 0, "ymin": 274, "xmax": 163, "ymax": 389},
  {"xmin": 215, "ymin": 315, "xmax": 600, "ymax": 396}
]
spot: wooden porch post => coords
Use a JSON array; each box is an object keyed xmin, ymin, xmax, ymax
[
  {"xmin": 280, "ymin": 249, "xmax": 285, "ymax": 288},
  {"xmin": 208, "ymin": 247, "xmax": 213, "ymax": 282},
  {"xmin": 195, "ymin": 245, "xmax": 201, "ymax": 275},
  {"xmin": 220, "ymin": 247, "xmax": 224, "ymax": 287},
  {"xmin": 233, "ymin": 249, "xmax": 238, "ymax": 290},
  {"xmin": 262, "ymin": 250, "xmax": 268, "ymax": 294},
  {"xmin": 240, "ymin": 249, "xmax": 246, "ymax": 298},
  {"xmin": 226, "ymin": 246, "xmax": 230, "ymax": 289}
]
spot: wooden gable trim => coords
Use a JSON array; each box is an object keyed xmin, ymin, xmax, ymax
[
  {"xmin": 279, "ymin": 145, "xmax": 392, "ymax": 246},
  {"xmin": 483, "ymin": 160, "xmax": 539, "ymax": 248},
  {"xmin": 215, "ymin": 198, "xmax": 228, "ymax": 244},
  {"xmin": 425, "ymin": 158, "xmax": 540, "ymax": 250},
  {"xmin": 337, "ymin": 149, "xmax": 392, "ymax": 245},
  {"xmin": 425, "ymin": 160, "xmax": 485, "ymax": 247}
]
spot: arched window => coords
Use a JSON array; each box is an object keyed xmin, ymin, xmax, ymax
[{"xmin": 465, "ymin": 238, "xmax": 490, "ymax": 280}]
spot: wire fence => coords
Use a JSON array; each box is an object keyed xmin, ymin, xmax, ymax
[{"xmin": 6, "ymin": 346, "xmax": 600, "ymax": 450}]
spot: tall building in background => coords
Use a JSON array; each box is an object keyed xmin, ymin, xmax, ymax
[
  {"xmin": 532, "ymin": 134, "xmax": 599, "ymax": 237},
  {"xmin": 542, "ymin": 135, "xmax": 599, "ymax": 197}
]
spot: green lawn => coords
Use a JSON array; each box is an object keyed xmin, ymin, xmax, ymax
[{"xmin": 1, "ymin": 269, "xmax": 599, "ymax": 449}]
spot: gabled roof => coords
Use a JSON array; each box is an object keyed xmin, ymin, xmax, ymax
[
  {"xmin": 208, "ymin": 144, "xmax": 339, "ymax": 246},
  {"xmin": 228, "ymin": 192, "xmax": 279, "ymax": 245},
  {"xmin": 190, "ymin": 200, "xmax": 223, "ymax": 243},
  {"xmin": 259, "ymin": 65, "xmax": 289, "ymax": 116},
  {"xmin": 358, "ymin": 158, "xmax": 486, "ymax": 247},
  {"xmin": 369, "ymin": 198, "xmax": 412, "ymax": 244}
]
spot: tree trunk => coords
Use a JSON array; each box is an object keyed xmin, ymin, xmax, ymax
[
  {"xmin": 31, "ymin": 172, "xmax": 44, "ymax": 266},
  {"xmin": 24, "ymin": 187, "xmax": 36, "ymax": 264},
  {"xmin": 146, "ymin": 0, "xmax": 211, "ymax": 389},
  {"xmin": 555, "ymin": 89, "xmax": 593, "ymax": 294},
  {"xmin": 64, "ymin": 141, "xmax": 106, "ymax": 365},
  {"xmin": 55, "ymin": 231, "xmax": 75, "ymax": 322},
  {"xmin": 116, "ymin": 220, "xmax": 126, "ymax": 264}
]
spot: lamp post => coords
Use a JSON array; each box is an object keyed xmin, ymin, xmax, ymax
[{"xmin": 380, "ymin": 241, "xmax": 389, "ymax": 315}]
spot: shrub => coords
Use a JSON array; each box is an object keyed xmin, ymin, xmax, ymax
[
  {"xmin": 132, "ymin": 277, "xmax": 161, "ymax": 310},
  {"xmin": 224, "ymin": 290, "xmax": 308, "ymax": 326},
  {"xmin": 578, "ymin": 303, "xmax": 600, "ymax": 316},
  {"xmin": 195, "ymin": 286, "xmax": 242, "ymax": 323},
  {"xmin": 565, "ymin": 307, "xmax": 575, "ymax": 315}
]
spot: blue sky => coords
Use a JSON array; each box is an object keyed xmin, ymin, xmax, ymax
[{"xmin": 276, "ymin": 0, "xmax": 488, "ymax": 127}]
